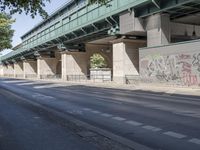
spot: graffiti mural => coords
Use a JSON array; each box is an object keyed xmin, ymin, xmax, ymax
[{"xmin": 140, "ymin": 52, "xmax": 200, "ymax": 86}]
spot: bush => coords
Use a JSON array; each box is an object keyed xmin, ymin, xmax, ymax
[{"xmin": 90, "ymin": 53, "xmax": 107, "ymax": 69}]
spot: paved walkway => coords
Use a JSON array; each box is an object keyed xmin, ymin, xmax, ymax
[{"xmin": 3, "ymin": 77, "xmax": 199, "ymax": 97}]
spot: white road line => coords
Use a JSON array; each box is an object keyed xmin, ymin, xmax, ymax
[
  {"xmin": 125, "ymin": 120, "xmax": 143, "ymax": 126},
  {"xmin": 100, "ymin": 113, "xmax": 113, "ymax": 117},
  {"xmin": 91, "ymin": 110, "xmax": 101, "ymax": 114},
  {"xmin": 83, "ymin": 108, "xmax": 92, "ymax": 111},
  {"xmin": 17, "ymin": 82, "xmax": 39, "ymax": 86},
  {"xmin": 32, "ymin": 93, "xmax": 55, "ymax": 100},
  {"xmin": 112, "ymin": 116, "xmax": 126, "ymax": 121},
  {"xmin": 189, "ymin": 138, "xmax": 200, "ymax": 145},
  {"xmin": 34, "ymin": 84, "xmax": 66, "ymax": 89},
  {"xmin": 142, "ymin": 125, "xmax": 162, "ymax": 132},
  {"xmin": 3, "ymin": 80, "xmax": 27, "ymax": 83},
  {"xmin": 163, "ymin": 131, "xmax": 186, "ymax": 139}
]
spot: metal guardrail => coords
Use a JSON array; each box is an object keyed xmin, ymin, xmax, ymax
[
  {"xmin": 39, "ymin": 74, "xmax": 61, "ymax": 79},
  {"xmin": 24, "ymin": 74, "xmax": 37, "ymax": 79},
  {"xmin": 1, "ymin": 0, "xmax": 149, "ymax": 62},
  {"xmin": 3, "ymin": 74, "xmax": 15, "ymax": 78},
  {"xmin": 15, "ymin": 74, "xmax": 24, "ymax": 78}
]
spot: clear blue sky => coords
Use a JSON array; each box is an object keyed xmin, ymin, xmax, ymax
[
  {"xmin": 11, "ymin": 0, "xmax": 68, "ymax": 47},
  {"xmin": 0, "ymin": 0, "xmax": 69, "ymax": 56}
]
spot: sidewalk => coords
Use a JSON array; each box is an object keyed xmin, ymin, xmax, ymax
[{"xmin": 16, "ymin": 77, "xmax": 200, "ymax": 97}]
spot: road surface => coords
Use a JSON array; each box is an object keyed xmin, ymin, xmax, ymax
[{"xmin": 0, "ymin": 78, "xmax": 200, "ymax": 150}]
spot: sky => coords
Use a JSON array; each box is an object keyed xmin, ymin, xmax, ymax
[{"xmin": 1, "ymin": 0, "xmax": 68, "ymax": 55}]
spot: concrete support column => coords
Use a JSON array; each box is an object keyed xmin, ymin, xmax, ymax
[
  {"xmin": 14, "ymin": 62, "xmax": 24, "ymax": 78},
  {"xmin": 23, "ymin": 60, "xmax": 37, "ymax": 79},
  {"xmin": 4, "ymin": 64, "xmax": 14, "ymax": 77},
  {"xmin": 62, "ymin": 52, "xmax": 87, "ymax": 80},
  {"xmin": 3, "ymin": 65, "xmax": 8, "ymax": 77},
  {"xmin": 113, "ymin": 40, "xmax": 146, "ymax": 84},
  {"xmin": 146, "ymin": 13, "xmax": 171, "ymax": 47},
  {"xmin": 37, "ymin": 57, "xmax": 58, "ymax": 79},
  {"xmin": 0, "ymin": 64, "xmax": 4, "ymax": 77}
]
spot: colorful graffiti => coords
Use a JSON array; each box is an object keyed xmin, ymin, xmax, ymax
[{"xmin": 140, "ymin": 52, "xmax": 200, "ymax": 86}]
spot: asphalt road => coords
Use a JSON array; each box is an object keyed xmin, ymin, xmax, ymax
[{"xmin": 0, "ymin": 78, "xmax": 200, "ymax": 150}]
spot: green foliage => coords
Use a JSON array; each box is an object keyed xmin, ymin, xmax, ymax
[
  {"xmin": 0, "ymin": 0, "xmax": 108, "ymax": 18},
  {"xmin": 0, "ymin": 13, "xmax": 14, "ymax": 51},
  {"xmin": 0, "ymin": 0, "xmax": 50, "ymax": 19},
  {"xmin": 90, "ymin": 53, "xmax": 107, "ymax": 68}
]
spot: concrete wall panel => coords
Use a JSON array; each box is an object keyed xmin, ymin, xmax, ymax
[
  {"xmin": 37, "ymin": 57, "xmax": 58, "ymax": 78},
  {"xmin": 140, "ymin": 40, "xmax": 200, "ymax": 87},
  {"xmin": 24, "ymin": 60, "xmax": 37, "ymax": 78},
  {"xmin": 14, "ymin": 62, "xmax": 24, "ymax": 78}
]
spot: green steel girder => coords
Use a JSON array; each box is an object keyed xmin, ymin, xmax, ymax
[
  {"xmin": 135, "ymin": 0, "xmax": 200, "ymax": 18},
  {"xmin": 1, "ymin": 18, "xmax": 115, "ymax": 62},
  {"xmin": 1, "ymin": 0, "xmax": 152, "ymax": 63}
]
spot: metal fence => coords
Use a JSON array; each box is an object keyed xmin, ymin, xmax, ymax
[
  {"xmin": 15, "ymin": 74, "xmax": 24, "ymax": 78},
  {"xmin": 39, "ymin": 74, "xmax": 61, "ymax": 79},
  {"xmin": 24, "ymin": 74, "xmax": 37, "ymax": 79},
  {"xmin": 65, "ymin": 74, "xmax": 112, "ymax": 83}
]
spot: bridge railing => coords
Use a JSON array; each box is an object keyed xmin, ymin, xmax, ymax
[{"xmin": 1, "ymin": 0, "xmax": 149, "ymax": 62}]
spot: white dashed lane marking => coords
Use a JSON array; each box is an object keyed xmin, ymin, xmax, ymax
[
  {"xmin": 91, "ymin": 110, "xmax": 101, "ymax": 114},
  {"xmin": 125, "ymin": 120, "xmax": 143, "ymax": 126},
  {"xmin": 142, "ymin": 125, "xmax": 162, "ymax": 132},
  {"xmin": 17, "ymin": 82, "xmax": 39, "ymax": 86},
  {"xmin": 83, "ymin": 108, "xmax": 92, "ymax": 111},
  {"xmin": 32, "ymin": 93, "xmax": 55, "ymax": 100},
  {"xmin": 100, "ymin": 113, "xmax": 113, "ymax": 117},
  {"xmin": 81, "ymin": 107, "xmax": 200, "ymax": 146},
  {"xmin": 112, "ymin": 116, "xmax": 126, "ymax": 121},
  {"xmin": 189, "ymin": 138, "xmax": 200, "ymax": 145},
  {"xmin": 3, "ymin": 80, "xmax": 27, "ymax": 83},
  {"xmin": 163, "ymin": 131, "xmax": 186, "ymax": 139},
  {"xmin": 34, "ymin": 84, "xmax": 66, "ymax": 89}
]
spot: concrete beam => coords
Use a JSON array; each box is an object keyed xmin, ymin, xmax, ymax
[
  {"xmin": 145, "ymin": 13, "xmax": 171, "ymax": 47},
  {"xmin": 120, "ymin": 10, "xmax": 145, "ymax": 35},
  {"xmin": 171, "ymin": 22, "xmax": 200, "ymax": 38}
]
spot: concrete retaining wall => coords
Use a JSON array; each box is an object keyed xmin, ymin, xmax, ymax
[{"xmin": 139, "ymin": 40, "xmax": 200, "ymax": 87}]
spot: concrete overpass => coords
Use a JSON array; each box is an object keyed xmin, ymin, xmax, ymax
[{"xmin": 1, "ymin": 0, "xmax": 200, "ymax": 86}]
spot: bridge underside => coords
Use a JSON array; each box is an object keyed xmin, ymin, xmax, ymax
[{"xmin": 1, "ymin": 0, "xmax": 200, "ymax": 86}]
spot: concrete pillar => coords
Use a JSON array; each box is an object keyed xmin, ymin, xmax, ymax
[
  {"xmin": 23, "ymin": 60, "xmax": 37, "ymax": 78},
  {"xmin": 14, "ymin": 62, "xmax": 24, "ymax": 78},
  {"xmin": 0, "ymin": 64, "xmax": 4, "ymax": 77},
  {"xmin": 4, "ymin": 64, "xmax": 14, "ymax": 77},
  {"xmin": 37, "ymin": 57, "xmax": 58, "ymax": 79},
  {"xmin": 146, "ymin": 13, "xmax": 171, "ymax": 47},
  {"xmin": 113, "ymin": 40, "xmax": 146, "ymax": 84},
  {"xmin": 2, "ymin": 65, "xmax": 8, "ymax": 77},
  {"xmin": 62, "ymin": 52, "xmax": 87, "ymax": 80}
]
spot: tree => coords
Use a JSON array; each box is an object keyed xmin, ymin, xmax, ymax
[
  {"xmin": 90, "ymin": 53, "xmax": 107, "ymax": 69},
  {"xmin": 0, "ymin": 13, "xmax": 14, "ymax": 51},
  {"xmin": 0, "ymin": 0, "xmax": 50, "ymax": 19},
  {"xmin": 0, "ymin": 0, "xmax": 107, "ymax": 19}
]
